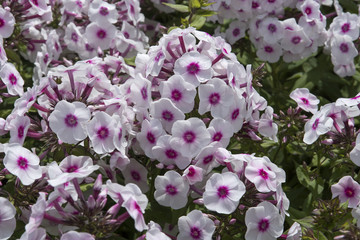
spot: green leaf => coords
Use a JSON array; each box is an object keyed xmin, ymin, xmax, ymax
[
  {"xmin": 5, "ymin": 49, "xmax": 21, "ymax": 65},
  {"xmin": 80, "ymin": 183, "xmax": 94, "ymax": 192},
  {"xmin": 338, "ymin": 0, "xmax": 358, "ymax": 13},
  {"xmin": 294, "ymin": 216, "xmax": 314, "ymax": 229},
  {"xmin": 162, "ymin": 3, "xmax": 189, "ymax": 12},
  {"xmin": 189, "ymin": 0, "xmax": 201, "ymax": 8},
  {"xmin": 189, "ymin": 15, "xmax": 206, "ymax": 29},
  {"xmin": 124, "ymin": 56, "xmax": 136, "ymax": 66},
  {"xmin": 195, "ymin": 9, "xmax": 217, "ymax": 17}
]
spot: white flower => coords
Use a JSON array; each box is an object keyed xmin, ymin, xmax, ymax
[
  {"xmin": 203, "ymin": 172, "xmax": 245, "ymax": 214},
  {"xmin": 0, "ymin": 197, "xmax": 16, "ymax": 240},
  {"xmin": 303, "ymin": 108, "xmax": 333, "ymax": 145},
  {"xmin": 290, "ymin": 88, "xmax": 319, "ymax": 114},
  {"xmin": 0, "ymin": 62, "xmax": 24, "ymax": 96},
  {"xmin": 178, "ymin": 210, "xmax": 215, "ymax": 240},
  {"xmin": 49, "ymin": 100, "xmax": 90, "ymax": 144},
  {"xmin": 85, "ymin": 22, "xmax": 116, "ymax": 50},
  {"xmin": 0, "ymin": 7, "xmax": 15, "ymax": 38}
]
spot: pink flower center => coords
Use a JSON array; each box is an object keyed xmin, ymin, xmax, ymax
[
  {"xmin": 171, "ymin": 89, "xmax": 182, "ymax": 101},
  {"xmin": 258, "ymin": 219, "xmax": 269, "ymax": 232},
  {"xmin": 155, "ymin": 51, "xmax": 163, "ymax": 62},
  {"xmin": 123, "ymin": 32, "xmax": 130, "ymax": 39},
  {"xmin": 97, "ymin": 126, "xmax": 109, "ymax": 139},
  {"xmin": 18, "ymin": 126, "xmax": 24, "ymax": 139},
  {"xmin": 17, "ymin": 157, "xmax": 28, "ymax": 170},
  {"xmin": 99, "ymin": 6, "xmax": 109, "ymax": 16},
  {"xmin": 252, "ymin": 2, "xmax": 259, "ymax": 8},
  {"xmin": 187, "ymin": 62, "xmax": 200, "ymax": 75},
  {"xmin": 312, "ymin": 118, "xmax": 319, "ymax": 130},
  {"xmin": 147, "ymin": 132, "xmax": 156, "ymax": 144},
  {"xmin": 203, "ymin": 155, "xmax": 213, "ymax": 164},
  {"xmin": 133, "ymin": 201, "xmax": 142, "ymax": 213},
  {"xmin": 187, "ymin": 166, "xmax": 196, "ymax": 177},
  {"xmin": 231, "ymin": 108, "xmax": 240, "ymax": 120},
  {"xmin": 66, "ymin": 165, "xmax": 78, "ymax": 173},
  {"xmin": 212, "ymin": 132, "xmax": 223, "ymax": 142},
  {"xmin": 305, "ymin": 7, "xmax": 312, "ymax": 15},
  {"xmin": 165, "ymin": 149, "xmax": 177, "ymax": 159},
  {"xmin": 339, "ymin": 43, "xmax": 349, "ymax": 53},
  {"xmin": 166, "ymin": 185, "xmax": 177, "ymax": 195},
  {"xmin": 259, "ymin": 169, "xmax": 268, "ymax": 179},
  {"xmin": 71, "ymin": 32, "xmax": 78, "ymax": 42},
  {"xmin": 162, "ymin": 110, "xmax": 173, "ymax": 121},
  {"xmin": 217, "ymin": 186, "xmax": 229, "ymax": 198},
  {"xmin": 9, "ymin": 74, "xmax": 17, "ymax": 85},
  {"xmin": 97, "ymin": 29, "xmax": 107, "ymax": 39},
  {"xmin": 345, "ymin": 187, "xmax": 355, "ymax": 198},
  {"xmin": 209, "ymin": 93, "xmax": 220, "ymax": 105},
  {"xmin": 190, "ymin": 227, "xmax": 202, "ymax": 239},
  {"xmin": 131, "ymin": 171, "xmax": 141, "ymax": 181},
  {"xmin": 264, "ymin": 46, "xmax": 273, "ymax": 53},
  {"xmin": 292, "ymin": 36, "xmax": 301, "ymax": 44},
  {"xmin": 267, "ymin": 24, "xmax": 276, "ymax": 33},
  {"xmin": 183, "ymin": 131, "xmax": 196, "ymax": 143},
  {"xmin": 232, "ymin": 28, "xmax": 240, "ymax": 37},
  {"xmin": 141, "ymin": 86, "xmax": 147, "ymax": 100},
  {"xmin": 300, "ymin": 97, "xmax": 309, "ymax": 105},
  {"xmin": 0, "ymin": 18, "xmax": 4, "ymax": 28},
  {"xmin": 341, "ymin": 23, "xmax": 350, "ymax": 33},
  {"xmin": 31, "ymin": 0, "xmax": 39, "ymax": 6},
  {"xmin": 64, "ymin": 114, "xmax": 78, "ymax": 127}
]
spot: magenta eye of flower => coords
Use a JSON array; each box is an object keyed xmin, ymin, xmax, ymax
[
  {"xmin": 345, "ymin": 187, "xmax": 355, "ymax": 197},
  {"xmin": 0, "ymin": 18, "xmax": 4, "ymax": 28},
  {"xmin": 141, "ymin": 86, "xmax": 148, "ymax": 100},
  {"xmin": 71, "ymin": 32, "xmax": 78, "ymax": 42},
  {"xmin": 183, "ymin": 131, "xmax": 196, "ymax": 143},
  {"xmin": 292, "ymin": 36, "xmax": 301, "ymax": 44},
  {"xmin": 312, "ymin": 118, "xmax": 320, "ymax": 130},
  {"xmin": 259, "ymin": 169, "xmax": 268, "ymax": 179},
  {"xmin": 341, "ymin": 23, "xmax": 350, "ymax": 33},
  {"xmin": 131, "ymin": 170, "xmax": 141, "ymax": 181},
  {"xmin": 162, "ymin": 110, "xmax": 174, "ymax": 121},
  {"xmin": 99, "ymin": 6, "xmax": 109, "ymax": 16},
  {"xmin": 146, "ymin": 132, "xmax": 156, "ymax": 144},
  {"xmin": 97, "ymin": 30, "xmax": 107, "ymax": 39},
  {"xmin": 190, "ymin": 227, "xmax": 202, "ymax": 239},
  {"xmin": 268, "ymin": 0, "xmax": 275, "ymax": 2},
  {"xmin": 123, "ymin": 32, "xmax": 130, "ymax": 39},
  {"xmin": 232, "ymin": 28, "xmax": 240, "ymax": 37},
  {"xmin": 264, "ymin": 46, "xmax": 273, "ymax": 53},
  {"xmin": 8, "ymin": 74, "xmax": 17, "ymax": 85},
  {"xmin": 267, "ymin": 24, "xmax": 276, "ymax": 33},
  {"xmin": 217, "ymin": 186, "xmax": 229, "ymax": 198},
  {"xmin": 188, "ymin": 166, "xmax": 196, "ymax": 177},
  {"xmin": 133, "ymin": 201, "xmax": 142, "ymax": 213},
  {"xmin": 17, "ymin": 157, "xmax": 28, "ymax": 170},
  {"xmin": 166, "ymin": 184, "xmax": 178, "ymax": 195},
  {"xmin": 154, "ymin": 51, "xmax": 163, "ymax": 62},
  {"xmin": 18, "ymin": 126, "xmax": 24, "ymax": 138},
  {"xmin": 300, "ymin": 97, "xmax": 309, "ymax": 105},
  {"xmin": 252, "ymin": 2, "xmax": 259, "ymax": 8},
  {"xmin": 232, "ymin": 108, "xmax": 240, "ymax": 120},
  {"xmin": 213, "ymin": 132, "xmax": 223, "ymax": 141},
  {"xmin": 203, "ymin": 155, "xmax": 213, "ymax": 164},
  {"xmin": 64, "ymin": 114, "xmax": 78, "ymax": 127},
  {"xmin": 187, "ymin": 62, "xmax": 200, "ymax": 75},
  {"xmin": 339, "ymin": 43, "xmax": 349, "ymax": 53},
  {"xmin": 305, "ymin": 7, "xmax": 312, "ymax": 15},
  {"xmin": 165, "ymin": 149, "xmax": 177, "ymax": 159},
  {"xmin": 31, "ymin": 0, "xmax": 39, "ymax": 6},
  {"xmin": 171, "ymin": 89, "xmax": 182, "ymax": 101},
  {"xmin": 97, "ymin": 126, "xmax": 109, "ymax": 139},
  {"xmin": 258, "ymin": 219, "xmax": 270, "ymax": 232},
  {"xmin": 66, "ymin": 165, "xmax": 78, "ymax": 173},
  {"xmin": 209, "ymin": 93, "xmax": 220, "ymax": 105}
]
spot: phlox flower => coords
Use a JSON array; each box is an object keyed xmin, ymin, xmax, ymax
[
  {"xmin": 290, "ymin": 88, "xmax": 319, "ymax": 114},
  {"xmin": 286, "ymin": 222, "xmax": 302, "ymax": 240},
  {"xmin": 330, "ymin": 12, "xmax": 360, "ymax": 41},
  {"xmin": 136, "ymin": 118, "xmax": 165, "ymax": 159},
  {"xmin": 281, "ymin": 27, "xmax": 311, "ymax": 55},
  {"xmin": 154, "ymin": 170, "xmax": 189, "ymax": 209},
  {"xmin": 87, "ymin": 111, "xmax": 116, "ymax": 154},
  {"xmin": 4, "ymin": 144, "xmax": 42, "ymax": 185},
  {"xmin": 194, "ymin": 142, "xmax": 222, "ymax": 174},
  {"xmin": 129, "ymin": 74, "xmax": 152, "ymax": 108},
  {"xmin": 159, "ymin": 75, "xmax": 196, "ymax": 113},
  {"xmin": 64, "ymin": 22, "xmax": 85, "ymax": 52},
  {"xmin": 331, "ymin": 176, "xmax": 360, "ymax": 208},
  {"xmin": 171, "ymin": 118, "xmax": 211, "ymax": 158},
  {"xmin": 245, "ymin": 201, "xmax": 283, "ymax": 240},
  {"xmin": 49, "ymin": 100, "xmax": 90, "ymax": 145},
  {"xmin": 225, "ymin": 20, "xmax": 246, "ymax": 45},
  {"xmin": 256, "ymin": 41, "xmax": 283, "ymax": 63},
  {"xmin": 0, "ymin": 7, "xmax": 15, "ymax": 38},
  {"xmin": 177, "ymin": 210, "xmax": 215, "ymax": 240},
  {"xmin": 110, "ymin": 151, "xmax": 130, "ymax": 171},
  {"xmin": 146, "ymin": 221, "xmax": 171, "ymax": 240},
  {"xmin": 0, "ymin": 62, "xmax": 24, "ymax": 96},
  {"xmin": 183, "ymin": 165, "xmax": 203, "ymax": 185},
  {"xmin": 25, "ymin": 192, "xmax": 47, "ymax": 234},
  {"xmin": 259, "ymin": 17, "xmax": 284, "ymax": 44},
  {"xmin": 223, "ymin": 94, "xmax": 246, "ymax": 132},
  {"xmin": 8, "ymin": 115, "xmax": 30, "ymax": 145},
  {"xmin": 303, "ymin": 108, "xmax": 333, "ymax": 145},
  {"xmin": 60, "ymin": 231, "xmax": 95, "ymax": 240},
  {"xmin": 0, "ymin": 197, "xmax": 16, "ymax": 240},
  {"xmin": 258, "ymin": 106, "xmax": 278, "ymax": 142},
  {"xmin": 88, "ymin": 0, "xmax": 119, "ymax": 24},
  {"xmin": 121, "ymin": 159, "xmax": 149, "ymax": 193},
  {"xmin": 150, "ymin": 98, "xmax": 185, "ymax": 133},
  {"xmin": 198, "ymin": 78, "xmax": 234, "ymax": 117},
  {"xmin": 330, "ymin": 34, "xmax": 358, "ymax": 66},
  {"xmin": 203, "ymin": 172, "xmax": 245, "ymax": 214},
  {"xmin": 19, "ymin": 228, "xmax": 46, "ymax": 240},
  {"xmin": 244, "ymin": 156, "xmax": 285, "ymax": 193},
  {"xmin": 85, "ymin": 22, "xmax": 116, "ymax": 50},
  {"xmin": 208, "ymin": 118, "xmax": 234, "ymax": 148},
  {"xmin": 173, "ymin": 51, "xmax": 213, "ymax": 86},
  {"xmin": 300, "ymin": 0, "xmax": 321, "ymax": 21}
]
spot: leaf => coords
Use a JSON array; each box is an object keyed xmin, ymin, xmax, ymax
[
  {"xmin": 294, "ymin": 216, "xmax": 314, "ymax": 229},
  {"xmin": 162, "ymin": 3, "xmax": 189, "ymax": 12},
  {"xmin": 338, "ymin": 0, "xmax": 358, "ymax": 13},
  {"xmin": 5, "ymin": 49, "xmax": 21, "ymax": 65},
  {"xmin": 124, "ymin": 56, "xmax": 136, "ymax": 66},
  {"xmin": 189, "ymin": 0, "xmax": 201, "ymax": 8},
  {"xmin": 195, "ymin": 9, "xmax": 217, "ymax": 17},
  {"xmin": 189, "ymin": 15, "xmax": 206, "ymax": 29}
]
